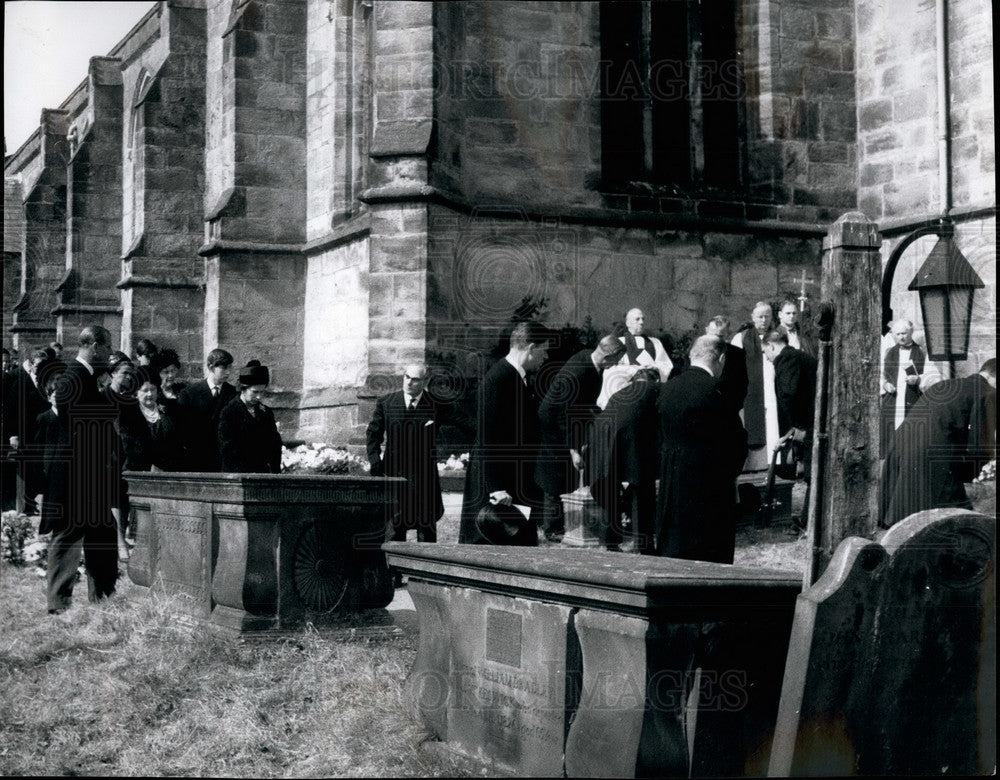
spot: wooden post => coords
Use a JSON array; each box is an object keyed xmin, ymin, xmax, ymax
[{"xmin": 814, "ymin": 212, "xmax": 881, "ymax": 577}]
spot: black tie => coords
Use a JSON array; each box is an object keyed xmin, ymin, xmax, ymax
[
  {"xmin": 408, "ymin": 399, "xmax": 416, "ymax": 411},
  {"xmin": 212, "ymin": 386, "xmax": 219, "ymax": 398}
]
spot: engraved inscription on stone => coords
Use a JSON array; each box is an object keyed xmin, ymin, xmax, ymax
[
  {"xmin": 155, "ymin": 513, "xmax": 208, "ymax": 604},
  {"xmin": 486, "ymin": 608, "xmax": 522, "ymax": 668}
]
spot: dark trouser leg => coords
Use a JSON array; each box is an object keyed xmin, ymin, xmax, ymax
[
  {"xmin": 46, "ymin": 524, "xmax": 85, "ymax": 612},
  {"xmin": 633, "ymin": 482, "xmax": 657, "ymax": 555},
  {"xmin": 604, "ymin": 487, "xmax": 625, "ymax": 548},
  {"xmin": 84, "ymin": 512, "xmax": 119, "ymax": 601},
  {"xmin": 416, "ymin": 520, "xmax": 437, "ymax": 543},
  {"xmin": 541, "ymin": 493, "xmax": 565, "ymax": 536}
]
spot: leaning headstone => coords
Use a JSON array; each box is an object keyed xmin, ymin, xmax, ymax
[{"xmin": 768, "ymin": 508, "xmax": 996, "ymax": 776}]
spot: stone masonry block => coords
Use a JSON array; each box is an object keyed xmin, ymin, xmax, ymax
[
  {"xmin": 371, "ymin": 236, "xmax": 427, "ymax": 273},
  {"xmin": 673, "ymin": 257, "xmax": 731, "ymax": 296}
]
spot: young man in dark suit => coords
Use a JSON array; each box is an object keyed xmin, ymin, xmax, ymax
[
  {"xmin": 535, "ymin": 335, "xmax": 627, "ymax": 542},
  {"xmin": 459, "ymin": 321, "xmax": 552, "ymax": 545},
  {"xmin": 656, "ymin": 335, "xmax": 748, "ymax": 564},
  {"xmin": 45, "ymin": 325, "xmax": 118, "ymax": 612},
  {"xmin": 176, "ymin": 348, "xmax": 236, "ymax": 471},
  {"xmin": 3, "ymin": 346, "xmax": 53, "ymax": 515}
]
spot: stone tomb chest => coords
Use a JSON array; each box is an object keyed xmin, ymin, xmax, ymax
[
  {"xmin": 126, "ymin": 472, "xmax": 403, "ymax": 634},
  {"xmin": 385, "ymin": 543, "xmax": 802, "ymax": 777}
]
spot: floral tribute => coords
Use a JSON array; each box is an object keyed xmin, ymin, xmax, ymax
[
  {"xmin": 437, "ymin": 452, "xmax": 470, "ymax": 474},
  {"xmin": 280, "ymin": 443, "xmax": 370, "ymax": 476}
]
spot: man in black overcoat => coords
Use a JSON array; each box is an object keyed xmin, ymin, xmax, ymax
[
  {"xmin": 367, "ymin": 363, "xmax": 471, "ymax": 543},
  {"xmin": 881, "ymin": 358, "xmax": 996, "ymax": 528},
  {"xmin": 45, "ymin": 325, "xmax": 118, "ymax": 612},
  {"xmin": 656, "ymin": 335, "xmax": 748, "ymax": 564},
  {"xmin": 586, "ymin": 367, "xmax": 660, "ymax": 553},
  {"xmin": 176, "ymin": 347, "xmax": 236, "ymax": 471},
  {"xmin": 535, "ymin": 335, "xmax": 626, "ymax": 542},
  {"xmin": 459, "ymin": 321, "xmax": 552, "ymax": 545},
  {"xmin": 2, "ymin": 347, "xmax": 52, "ymax": 514}
]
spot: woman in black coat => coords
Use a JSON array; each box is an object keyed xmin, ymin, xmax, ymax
[
  {"xmin": 117, "ymin": 367, "xmax": 185, "ymax": 473},
  {"xmin": 217, "ymin": 361, "xmax": 283, "ymax": 473}
]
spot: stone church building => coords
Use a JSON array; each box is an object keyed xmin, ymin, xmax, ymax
[{"xmin": 3, "ymin": 0, "xmax": 995, "ymax": 446}]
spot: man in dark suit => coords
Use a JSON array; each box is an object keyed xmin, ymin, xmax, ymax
[
  {"xmin": 176, "ymin": 348, "xmax": 236, "ymax": 471},
  {"xmin": 656, "ymin": 335, "xmax": 748, "ymax": 564},
  {"xmin": 3, "ymin": 347, "xmax": 53, "ymax": 515},
  {"xmin": 459, "ymin": 321, "xmax": 552, "ymax": 545},
  {"xmin": 777, "ymin": 299, "xmax": 818, "ymax": 358},
  {"xmin": 764, "ymin": 330, "xmax": 818, "ymax": 527},
  {"xmin": 705, "ymin": 316, "xmax": 748, "ymax": 416},
  {"xmin": 881, "ymin": 358, "xmax": 996, "ymax": 529},
  {"xmin": 535, "ymin": 335, "xmax": 627, "ymax": 542},
  {"xmin": 879, "ymin": 318, "xmax": 926, "ymax": 452},
  {"xmin": 586, "ymin": 367, "xmax": 660, "ymax": 553},
  {"xmin": 45, "ymin": 325, "xmax": 118, "ymax": 613},
  {"xmin": 366, "ymin": 363, "xmax": 459, "ymax": 544}
]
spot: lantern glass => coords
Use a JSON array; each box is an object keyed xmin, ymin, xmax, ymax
[
  {"xmin": 946, "ymin": 286, "xmax": 973, "ymax": 359},
  {"xmin": 917, "ymin": 285, "xmax": 974, "ymax": 361},
  {"xmin": 918, "ymin": 287, "xmax": 948, "ymax": 360}
]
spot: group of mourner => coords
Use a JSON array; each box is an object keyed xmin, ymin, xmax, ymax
[
  {"xmin": 1, "ymin": 300, "xmax": 994, "ymax": 609},
  {"xmin": 2, "ymin": 330, "xmax": 279, "ymax": 613}
]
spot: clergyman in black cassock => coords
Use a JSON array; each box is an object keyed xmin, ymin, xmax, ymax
[
  {"xmin": 881, "ymin": 359, "xmax": 996, "ymax": 529},
  {"xmin": 655, "ymin": 336, "xmax": 748, "ymax": 564}
]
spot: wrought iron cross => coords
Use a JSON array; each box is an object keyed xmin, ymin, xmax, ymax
[{"xmin": 796, "ymin": 270, "xmax": 814, "ymax": 310}]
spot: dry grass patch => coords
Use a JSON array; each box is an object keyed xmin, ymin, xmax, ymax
[{"xmin": 0, "ymin": 565, "xmax": 488, "ymax": 778}]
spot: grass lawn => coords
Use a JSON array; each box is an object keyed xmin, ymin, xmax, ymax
[{"xmin": 0, "ymin": 488, "xmax": 806, "ymax": 777}]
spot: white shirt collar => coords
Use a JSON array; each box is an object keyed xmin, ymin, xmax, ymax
[
  {"xmin": 403, "ymin": 391, "xmax": 423, "ymax": 407},
  {"xmin": 505, "ymin": 354, "xmax": 527, "ymax": 383},
  {"xmin": 75, "ymin": 355, "xmax": 95, "ymax": 375}
]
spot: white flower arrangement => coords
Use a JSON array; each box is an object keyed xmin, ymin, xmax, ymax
[
  {"xmin": 437, "ymin": 452, "xmax": 470, "ymax": 473},
  {"xmin": 281, "ymin": 443, "xmax": 370, "ymax": 475},
  {"xmin": 973, "ymin": 459, "xmax": 996, "ymax": 484}
]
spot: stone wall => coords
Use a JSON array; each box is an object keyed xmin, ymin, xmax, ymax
[
  {"xmin": 9, "ymin": 111, "xmax": 71, "ymax": 351},
  {"xmin": 856, "ymin": 0, "xmax": 994, "ymax": 220},
  {"xmin": 119, "ymin": 2, "xmax": 206, "ymax": 377},
  {"xmin": 426, "ymin": 203, "xmax": 823, "ymax": 361},
  {"xmin": 856, "ymin": 0, "xmax": 995, "ymax": 375},
  {"xmin": 57, "ymin": 57, "xmax": 124, "ymax": 343},
  {"xmin": 745, "ymin": 0, "xmax": 858, "ymax": 216}
]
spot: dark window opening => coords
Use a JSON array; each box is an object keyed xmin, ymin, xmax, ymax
[{"xmin": 600, "ymin": 0, "xmax": 745, "ymax": 195}]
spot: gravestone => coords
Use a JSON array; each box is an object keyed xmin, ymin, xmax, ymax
[
  {"xmin": 126, "ymin": 472, "xmax": 402, "ymax": 634},
  {"xmin": 768, "ymin": 508, "xmax": 996, "ymax": 776},
  {"xmin": 388, "ymin": 542, "xmax": 801, "ymax": 777}
]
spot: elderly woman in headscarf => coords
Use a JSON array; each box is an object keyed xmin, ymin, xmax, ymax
[{"xmin": 217, "ymin": 360, "xmax": 283, "ymax": 473}]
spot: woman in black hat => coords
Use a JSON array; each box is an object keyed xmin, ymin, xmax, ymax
[{"xmin": 217, "ymin": 360, "xmax": 283, "ymax": 473}]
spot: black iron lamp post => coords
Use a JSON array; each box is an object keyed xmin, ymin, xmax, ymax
[{"xmin": 906, "ymin": 218, "xmax": 984, "ymax": 377}]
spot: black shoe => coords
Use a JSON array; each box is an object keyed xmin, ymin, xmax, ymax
[
  {"xmin": 544, "ymin": 531, "xmax": 564, "ymax": 543},
  {"xmin": 393, "ymin": 573, "xmax": 405, "ymax": 589}
]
